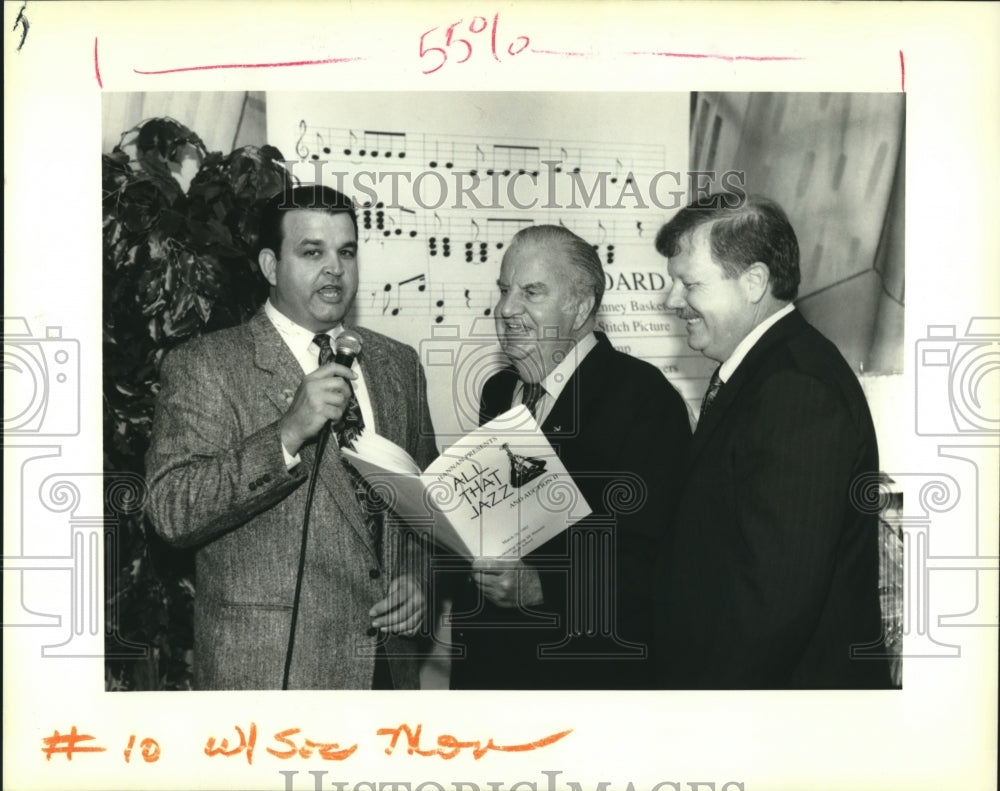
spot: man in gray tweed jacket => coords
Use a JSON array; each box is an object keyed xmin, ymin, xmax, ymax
[{"xmin": 146, "ymin": 186, "xmax": 438, "ymax": 690}]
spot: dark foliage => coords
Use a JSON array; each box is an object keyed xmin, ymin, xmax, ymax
[{"xmin": 103, "ymin": 118, "xmax": 292, "ymax": 690}]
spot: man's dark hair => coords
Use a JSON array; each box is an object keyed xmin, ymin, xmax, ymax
[
  {"xmin": 655, "ymin": 193, "xmax": 800, "ymax": 300},
  {"xmin": 506, "ymin": 224, "xmax": 606, "ymax": 318},
  {"xmin": 258, "ymin": 185, "xmax": 358, "ymax": 257}
]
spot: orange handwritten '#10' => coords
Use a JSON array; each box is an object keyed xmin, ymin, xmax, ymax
[
  {"xmin": 41, "ymin": 727, "xmax": 160, "ymax": 763},
  {"xmin": 419, "ymin": 13, "xmax": 530, "ymax": 74}
]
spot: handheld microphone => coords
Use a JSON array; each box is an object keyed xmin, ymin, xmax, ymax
[
  {"xmin": 319, "ymin": 331, "xmax": 363, "ymax": 444},
  {"xmin": 283, "ymin": 328, "xmax": 364, "ymax": 690},
  {"xmin": 333, "ymin": 331, "xmax": 363, "ymax": 369}
]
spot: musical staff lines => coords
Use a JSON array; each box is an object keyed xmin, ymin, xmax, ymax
[
  {"xmin": 366, "ymin": 279, "xmax": 498, "ymax": 321},
  {"xmin": 355, "ymin": 203, "xmax": 653, "ymax": 265},
  {"xmin": 297, "ymin": 125, "xmax": 410, "ymax": 161},
  {"xmin": 287, "ymin": 117, "xmax": 674, "ymax": 327},
  {"xmin": 294, "ymin": 122, "xmax": 667, "ymax": 179}
]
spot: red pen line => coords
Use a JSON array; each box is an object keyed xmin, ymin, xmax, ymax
[
  {"xmin": 629, "ymin": 50, "xmax": 802, "ymax": 63},
  {"xmin": 899, "ymin": 50, "xmax": 905, "ymax": 91},
  {"xmin": 134, "ymin": 55, "xmax": 363, "ymax": 75},
  {"xmin": 94, "ymin": 37, "xmax": 103, "ymax": 88},
  {"xmin": 530, "ymin": 49, "xmax": 587, "ymax": 57}
]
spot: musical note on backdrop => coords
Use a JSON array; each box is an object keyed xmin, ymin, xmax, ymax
[
  {"xmin": 381, "ymin": 206, "xmax": 419, "ymax": 239},
  {"xmin": 313, "ymin": 131, "xmax": 331, "ymax": 161},
  {"xmin": 609, "ymin": 157, "xmax": 637, "ymax": 187},
  {"xmin": 429, "ymin": 140, "xmax": 455, "ymax": 170},
  {"xmin": 359, "ymin": 203, "xmax": 420, "ymax": 241},
  {"xmin": 294, "ymin": 123, "xmax": 667, "ymax": 182},
  {"xmin": 363, "ymin": 130, "xmax": 407, "ymax": 159},
  {"xmin": 460, "ymin": 217, "xmax": 534, "ymax": 264},
  {"xmin": 295, "ymin": 120, "xmax": 335, "ymax": 162},
  {"xmin": 464, "ymin": 288, "xmax": 493, "ymax": 317},
  {"xmin": 611, "ymin": 158, "xmax": 623, "ymax": 185},
  {"xmin": 434, "ymin": 288, "xmax": 446, "ymax": 324},
  {"xmin": 360, "ymin": 202, "xmax": 381, "ymax": 238},
  {"xmin": 399, "ymin": 273, "xmax": 427, "ymax": 292},
  {"xmin": 391, "ymin": 273, "xmax": 428, "ymax": 316},
  {"xmin": 356, "ymin": 204, "xmax": 651, "ymax": 265},
  {"xmin": 295, "ymin": 120, "xmax": 309, "ymax": 160},
  {"xmin": 487, "ymin": 144, "xmax": 540, "ymax": 177},
  {"xmin": 446, "ymin": 285, "xmax": 496, "ymax": 319},
  {"xmin": 602, "ymin": 243, "xmax": 615, "ymax": 266},
  {"xmin": 360, "ymin": 282, "xmax": 501, "ymax": 319},
  {"xmin": 485, "ymin": 217, "xmax": 533, "ymax": 243},
  {"xmin": 372, "ymin": 282, "xmax": 393, "ymax": 314},
  {"xmin": 553, "ymin": 146, "xmax": 582, "ymax": 175},
  {"xmin": 279, "ymin": 113, "xmax": 677, "ymax": 384},
  {"xmin": 427, "ymin": 213, "xmax": 452, "ymax": 259}
]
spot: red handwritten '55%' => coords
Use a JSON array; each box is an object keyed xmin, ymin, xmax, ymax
[{"xmin": 419, "ymin": 13, "xmax": 530, "ymax": 74}]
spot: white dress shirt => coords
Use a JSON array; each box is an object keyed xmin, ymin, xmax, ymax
[
  {"xmin": 513, "ymin": 332, "xmax": 599, "ymax": 425},
  {"xmin": 265, "ymin": 299, "xmax": 375, "ymax": 467},
  {"xmin": 718, "ymin": 303, "xmax": 795, "ymax": 383}
]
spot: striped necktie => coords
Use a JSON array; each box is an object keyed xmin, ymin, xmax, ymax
[
  {"xmin": 521, "ymin": 380, "xmax": 545, "ymax": 419},
  {"xmin": 313, "ymin": 333, "xmax": 365, "ymax": 449},
  {"xmin": 314, "ymin": 333, "xmax": 381, "ymax": 555},
  {"xmin": 700, "ymin": 366, "xmax": 724, "ymax": 419}
]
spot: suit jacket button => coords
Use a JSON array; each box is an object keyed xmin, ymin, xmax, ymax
[
  {"xmin": 249, "ymin": 481, "xmax": 257, "ymax": 491},
  {"xmin": 366, "ymin": 626, "xmax": 379, "ymax": 637},
  {"xmin": 369, "ymin": 568, "xmax": 380, "ymax": 579}
]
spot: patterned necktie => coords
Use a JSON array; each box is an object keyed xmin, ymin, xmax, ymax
[
  {"xmin": 314, "ymin": 334, "xmax": 382, "ymax": 556},
  {"xmin": 313, "ymin": 333, "xmax": 365, "ymax": 450},
  {"xmin": 700, "ymin": 366, "xmax": 724, "ymax": 418},
  {"xmin": 521, "ymin": 380, "xmax": 545, "ymax": 419}
]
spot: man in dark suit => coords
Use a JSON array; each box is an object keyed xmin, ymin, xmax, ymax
[
  {"xmin": 653, "ymin": 194, "xmax": 891, "ymax": 689},
  {"xmin": 146, "ymin": 186, "xmax": 438, "ymax": 689},
  {"xmin": 448, "ymin": 225, "xmax": 691, "ymax": 689}
]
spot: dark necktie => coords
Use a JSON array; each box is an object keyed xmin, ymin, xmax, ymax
[
  {"xmin": 521, "ymin": 380, "xmax": 545, "ymax": 419},
  {"xmin": 700, "ymin": 366, "xmax": 724, "ymax": 418},
  {"xmin": 313, "ymin": 333, "xmax": 382, "ymax": 556},
  {"xmin": 313, "ymin": 333, "xmax": 365, "ymax": 450}
]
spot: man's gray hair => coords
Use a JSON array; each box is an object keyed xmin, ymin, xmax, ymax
[{"xmin": 505, "ymin": 224, "xmax": 605, "ymax": 317}]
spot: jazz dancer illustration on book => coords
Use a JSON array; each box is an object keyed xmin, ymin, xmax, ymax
[
  {"xmin": 501, "ymin": 442, "xmax": 547, "ymax": 488},
  {"xmin": 340, "ymin": 404, "xmax": 589, "ymax": 559}
]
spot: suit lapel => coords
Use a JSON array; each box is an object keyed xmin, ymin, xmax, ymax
[
  {"xmin": 249, "ymin": 311, "xmax": 370, "ymax": 544},
  {"xmin": 481, "ymin": 335, "xmax": 612, "ymax": 445},
  {"xmin": 541, "ymin": 335, "xmax": 612, "ymax": 438},
  {"xmin": 481, "ymin": 335, "xmax": 614, "ymax": 439},
  {"xmin": 354, "ymin": 327, "xmax": 396, "ymax": 441},
  {"xmin": 479, "ymin": 367, "xmax": 517, "ymax": 425},
  {"xmin": 249, "ymin": 310, "xmax": 307, "ymax": 415},
  {"xmin": 688, "ymin": 310, "xmax": 806, "ymax": 464}
]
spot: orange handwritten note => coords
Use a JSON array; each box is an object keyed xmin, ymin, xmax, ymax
[
  {"xmin": 377, "ymin": 722, "xmax": 573, "ymax": 760},
  {"xmin": 41, "ymin": 722, "xmax": 571, "ymax": 765}
]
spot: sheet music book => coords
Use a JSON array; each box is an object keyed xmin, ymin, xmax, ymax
[{"xmin": 340, "ymin": 406, "xmax": 592, "ymax": 560}]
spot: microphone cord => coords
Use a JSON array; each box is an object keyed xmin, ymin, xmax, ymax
[
  {"xmin": 280, "ymin": 333, "xmax": 361, "ymax": 690},
  {"xmin": 282, "ymin": 426, "xmax": 330, "ymax": 690}
]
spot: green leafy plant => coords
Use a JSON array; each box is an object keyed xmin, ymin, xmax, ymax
[{"xmin": 103, "ymin": 117, "xmax": 292, "ymax": 690}]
